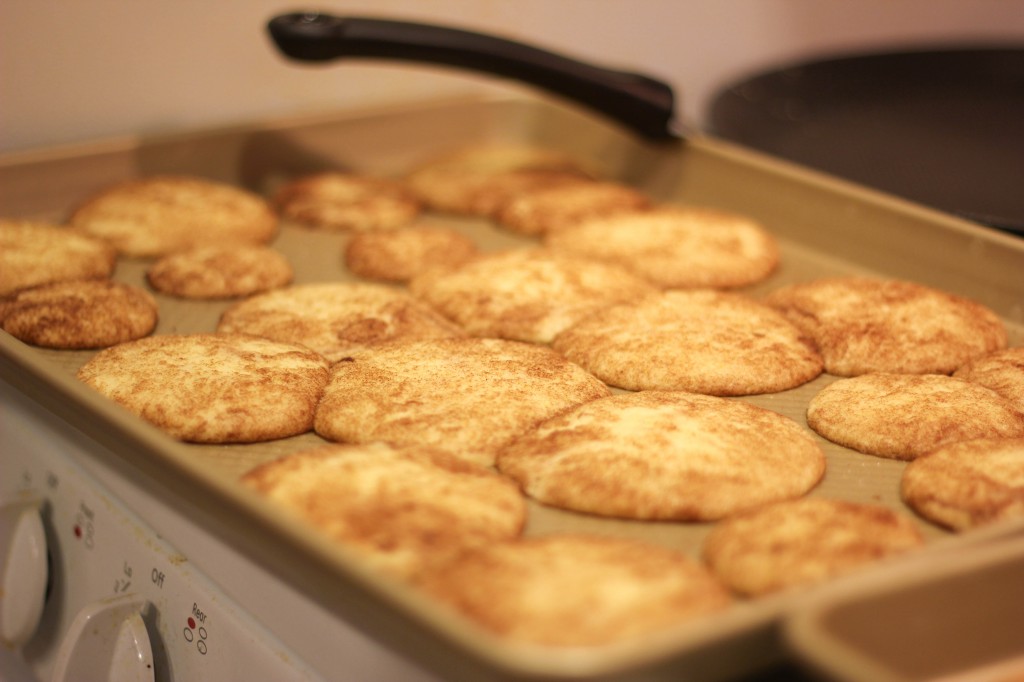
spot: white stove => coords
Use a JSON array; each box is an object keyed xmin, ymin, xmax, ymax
[{"xmin": 0, "ymin": 378, "xmax": 440, "ymax": 682}]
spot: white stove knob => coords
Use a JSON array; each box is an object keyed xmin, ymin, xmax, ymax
[
  {"xmin": 51, "ymin": 594, "xmax": 155, "ymax": 682},
  {"xmin": 0, "ymin": 497, "xmax": 48, "ymax": 647}
]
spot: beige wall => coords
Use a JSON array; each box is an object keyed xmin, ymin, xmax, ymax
[{"xmin": 2, "ymin": 0, "xmax": 1023, "ymax": 153}]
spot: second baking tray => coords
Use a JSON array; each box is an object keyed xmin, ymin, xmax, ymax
[{"xmin": 2, "ymin": 93, "xmax": 1023, "ymax": 681}]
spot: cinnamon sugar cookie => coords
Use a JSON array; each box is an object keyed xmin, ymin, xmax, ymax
[
  {"xmin": 77, "ymin": 333, "xmax": 329, "ymax": 443},
  {"xmin": 462, "ymin": 167, "xmax": 592, "ymax": 217},
  {"xmin": 0, "ymin": 279, "xmax": 157, "ymax": 349},
  {"xmin": 496, "ymin": 391, "xmax": 825, "ymax": 521},
  {"xmin": 414, "ymin": 535, "xmax": 732, "ymax": 648},
  {"xmin": 544, "ymin": 205, "xmax": 779, "ymax": 289},
  {"xmin": 551, "ymin": 290, "xmax": 823, "ymax": 394},
  {"xmin": 344, "ymin": 225, "xmax": 478, "ymax": 283},
  {"xmin": 146, "ymin": 244, "xmax": 293, "ymax": 299},
  {"xmin": 406, "ymin": 143, "xmax": 588, "ymax": 215},
  {"xmin": 901, "ymin": 437, "xmax": 1024, "ymax": 531},
  {"xmin": 954, "ymin": 347, "xmax": 1024, "ymax": 413},
  {"xmin": 314, "ymin": 337, "xmax": 610, "ymax": 466},
  {"xmin": 0, "ymin": 219, "xmax": 117, "ymax": 295},
  {"xmin": 69, "ymin": 175, "xmax": 278, "ymax": 258},
  {"xmin": 806, "ymin": 373, "xmax": 1024, "ymax": 460},
  {"xmin": 702, "ymin": 498, "xmax": 925, "ymax": 597},
  {"xmin": 242, "ymin": 443, "xmax": 527, "ymax": 578},
  {"xmin": 273, "ymin": 172, "xmax": 420, "ymax": 231},
  {"xmin": 217, "ymin": 282, "xmax": 464, "ymax": 362},
  {"xmin": 495, "ymin": 181, "xmax": 650, "ymax": 236},
  {"xmin": 408, "ymin": 249, "xmax": 657, "ymax": 344},
  {"xmin": 764, "ymin": 277, "xmax": 1007, "ymax": 376}
]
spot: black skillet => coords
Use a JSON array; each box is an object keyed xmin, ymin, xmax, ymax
[{"xmin": 709, "ymin": 47, "xmax": 1024, "ymax": 236}]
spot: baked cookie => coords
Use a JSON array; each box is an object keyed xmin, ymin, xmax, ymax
[
  {"xmin": 544, "ymin": 205, "xmax": 779, "ymax": 289},
  {"xmin": 69, "ymin": 175, "xmax": 278, "ymax": 258},
  {"xmin": 702, "ymin": 498, "xmax": 925, "ymax": 597},
  {"xmin": 495, "ymin": 181, "xmax": 650, "ymax": 236},
  {"xmin": 314, "ymin": 337, "xmax": 610, "ymax": 466},
  {"xmin": 764, "ymin": 277, "xmax": 1008, "ymax": 376},
  {"xmin": 0, "ymin": 279, "xmax": 157, "ymax": 349},
  {"xmin": 343, "ymin": 225, "xmax": 478, "ymax": 283},
  {"xmin": 217, "ymin": 282, "xmax": 464, "ymax": 362},
  {"xmin": 954, "ymin": 347, "xmax": 1024, "ymax": 413},
  {"xmin": 461, "ymin": 167, "xmax": 592, "ymax": 218},
  {"xmin": 408, "ymin": 249, "xmax": 658, "ymax": 344},
  {"xmin": 77, "ymin": 333, "xmax": 329, "ymax": 443},
  {"xmin": 496, "ymin": 391, "xmax": 825, "ymax": 521},
  {"xmin": 146, "ymin": 244, "xmax": 293, "ymax": 299},
  {"xmin": 405, "ymin": 143, "xmax": 588, "ymax": 215},
  {"xmin": 241, "ymin": 443, "xmax": 527, "ymax": 578},
  {"xmin": 413, "ymin": 534, "xmax": 732, "ymax": 648},
  {"xmin": 806, "ymin": 373, "xmax": 1024, "ymax": 460},
  {"xmin": 273, "ymin": 172, "xmax": 421, "ymax": 231},
  {"xmin": 901, "ymin": 437, "xmax": 1024, "ymax": 531},
  {"xmin": 0, "ymin": 219, "xmax": 117, "ymax": 295},
  {"xmin": 551, "ymin": 290, "xmax": 823, "ymax": 394}
]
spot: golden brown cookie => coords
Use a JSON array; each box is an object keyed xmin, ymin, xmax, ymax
[
  {"xmin": 405, "ymin": 143, "xmax": 588, "ymax": 214},
  {"xmin": 0, "ymin": 279, "xmax": 157, "ymax": 349},
  {"xmin": 495, "ymin": 181, "xmax": 650, "ymax": 236},
  {"xmin": 273, "ymin": 172, "xmax": 421, "ymax": 231},
  {"xmin": 953, "ymin": 347, "xmax": 1024, "ymax": 413},
  {"xmin": 217, "ymin": 282, "xmax": 464, "ymax": 363},
  {"xmin": 241, "ymin": 442, "xmax": 527, "ymax": 578},
  {"xmin": 544, "ymin": 205, "xmax": 779, "ymax": 289},
  {"xmin": 314, "ymin": 337, "xmax": 610, "ymax": 466},
  {"xmin": 408, "ymin": 249, "xmax": 658, "ymax": 344},
  {"xmin": 496, "ymin": 391, "xmax": 825, "ymax": 521},
  {"xmin": 806, "ymin": 373, "xmax": 1024, "ymax": 460},
  {"xmin": 413, "ymin": 534, "xmax": 732, "ymax": 648},
  {"xmin": 69, "ymin": 175, "xmax": 278, "ymax": 258},
  {"xmin": 77, "ymin": 333, "xmax": 330, "ymax": 443},
  {"xmin": 343, "ymin": 225, "xmax": 479, "ymax": 283},
  {"xmin": 462, "ymin": 167, "xmax": 592, "ymax": 217},
  {"xmin": 0, "ymin": 219, "xmax": 117, "ymax": 295},
  {"xmin": 551, "ymin": 290, "xmax": 823, "ymax": 394},
  {"xmin": 901, "ymin": 437, "xmax": 1024, "ymax": 531},
  {"xmin": 702, "ymin": 498, "xmax": 925, "ymax": 597},
  {"xmin": 146, "ymin": 244, "xmax": 293, "ymax": 299},
  {"xmin": 764, "ymin": 277, "xmax": 1008, "ymax": 376}
]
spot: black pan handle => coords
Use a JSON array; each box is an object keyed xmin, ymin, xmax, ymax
[{"xmin": 267, "ymin": 12, "xmax": 681, "ymax": 142}]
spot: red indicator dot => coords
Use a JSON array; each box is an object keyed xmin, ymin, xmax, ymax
[
  {"xmin": 187, "ymin": 617, "xmax": 196, "ymax": 629},
  {"xmin": 73, "ymin": 526, "xmax": 82, "ymax": 539}
]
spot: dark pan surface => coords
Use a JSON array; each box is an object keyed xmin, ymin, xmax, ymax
[{"xmin": 709, "ymin": 47, "xmax": 1024, "ymax": 234}]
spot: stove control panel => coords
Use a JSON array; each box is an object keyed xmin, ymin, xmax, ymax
[{"xmin": 0, "ymin": 384, "xmax": 319, "ymax": 682}]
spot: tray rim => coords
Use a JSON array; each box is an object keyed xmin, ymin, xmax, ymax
[{"xmin": 2, "ymin": 92, "xmax": 1024, "ymax": 682}]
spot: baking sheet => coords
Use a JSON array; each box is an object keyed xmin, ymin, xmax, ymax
[
  {"xmin": 2, "ymin": 95, "xmax": 1023, "ymax": 682},
  {"xmin": 786, "ymin": 533, "xmax": 1024, "ymax": 682}
]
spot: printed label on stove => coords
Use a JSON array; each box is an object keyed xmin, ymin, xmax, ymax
[
  {"xmin": 113, "ymin": 560, "xmax": 133, "ymax": 593},
  {"xmin": 184, "ymin": 604, "xmax": 210, "ymax": 655},
  {"xmin": 74, "ymin": 501, "xmax": 95, "ymax": 549}
]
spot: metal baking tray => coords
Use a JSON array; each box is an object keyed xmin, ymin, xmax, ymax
[
  {"xmin": 787, "ymin": 533, "xmax": 1024, "ymax": 682},
  {"xmin": 2, "ymin": 29, "xmax": 1023, "ymax": 682}
]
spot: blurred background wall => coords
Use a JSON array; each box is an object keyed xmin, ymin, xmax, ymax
[{"xmin": 2, "ymin": 0, "xmax": 1023, "ymax": 153}]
